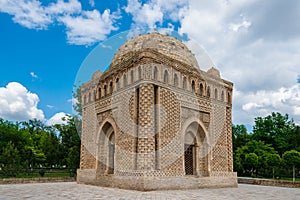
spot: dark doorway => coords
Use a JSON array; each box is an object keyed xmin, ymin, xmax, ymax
[
  {"xmin": 108, "ymin": 133, "xmax": 115, "ymax": 174},
  {"xmin": 184, "ymin": 144, "xmax": 194, "ymax": 175}
]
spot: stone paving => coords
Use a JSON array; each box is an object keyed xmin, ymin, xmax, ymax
[{"xmin": 0, "ymin": 182, "xmax": 299, "ymax": 200}]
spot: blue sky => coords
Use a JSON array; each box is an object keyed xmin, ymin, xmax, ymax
[{"xmin": 0, "ymin": 0, "xmax": 299, "ymax": 127}]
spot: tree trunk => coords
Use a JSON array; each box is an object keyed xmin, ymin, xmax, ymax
[
  {"xmin": 293, "ymin": 165, "xmax": 295, "ymax": 182},
  {"xmin": 273, "ymin": 167, "xmax": 275, "ymax": 179}
]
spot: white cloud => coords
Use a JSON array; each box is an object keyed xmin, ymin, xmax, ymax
[
  {"xmin": 233, "ymin": 84, "xmax": 300, "ymax": 125},
  {"xmin": 58, "ymin": 9, "xmax": 120, "ymax": 45},
  {"xmin": 46, "ymin": 0, "xmax": 81, "ymax": 15},
  {"xmin": 229, "ymin": 19, "xmax": 251, "ymax": 32},
  {"xmin": 125, "ymin": 0, "xmax": 162, "ymax": 28},
  {"xmin": 0, "ymin": 82, "xmax": 44, "ymax": 121},
  {"xmin": 0, "ymin": 0, "xmax": 51, "ymax": 29},
  {"xmin": 46, "ymin": 112, "xmax": 69, "ymax": 126},
  {"xmin": 124, "ymin": 0, "xmax": 188, "ymax": 29},
  {"xmin": 30, "ymin": 72, "xmax": 38, "ymax": 79},
  {"xmin": 47, "ymin": 105, "xmax": 54, "ymax": 109},
  {"xmin": 0, "ymin": 0, "xmax": 118, "ymax": 45}
]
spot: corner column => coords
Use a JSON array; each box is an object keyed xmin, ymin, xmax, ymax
[{"xmin": 137, "ymin": 84, "xmax": 156, "ymax": 171}]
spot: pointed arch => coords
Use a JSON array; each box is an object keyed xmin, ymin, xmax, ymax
[
  {"xmin": 98, "ymin": 87, "xmax": 101, "ymax": 99},
  {"xmin": 164, "ymin": 70, "xmax": 169, "ymax": 83},
  {"xmin": 138, "ymin": 66, "xmax": 142, "ymax": 80},
  {"xmin": 109, "ymin": 81, "xmax": 113, "ymax": 94},
  {"xmin": 96, "ymin": 117, "xmax": 118, "ymax": 175},
  {"xmin": 116, "ymin": 78, "xmax": 119, "ymax": 90},
  {"xmin": 183, "ymin": 76, "xmax": 187, "ymax": 89},
  {"xmin": 88, "ymin": 92, "xmax": 91, "ymax": 102},
  {"xmin": 199, "ymin": 83, "xmax": 204, "ymax": 96},
  {"xmin": 207, "ymin": 86, "xmax": 211, "ymax": 98},
  {"xmin": 182, "ymin": 117, "xmax": 210, "ymax": 176},
  {"xmin": 131, "ymin": 69, "xmax": 134, "ymax": 83},
  {"xmin": 123, "ymin": 74, "xmax": 127, "ymax": 87},
  {"xmin": 214, "ymin": 88, "xmax": 218, "ymax": 99},
  {"xmin": 174, "ymin": 73, "xmax": 178, "ymax": 87},
  {"xmin": 153, "ymin": 66, "xmax": 158, "ymax": 80},
  {"xmin": 104, "ymin": 85, "xmax": 107, "ymax": 96},
  {"xmin": 191, "ymin": 80, "xmax": 195, "ymax": 92},
  {"xmin": 221, "ymin": 90, "xmax": 224, "ymax": 101}
]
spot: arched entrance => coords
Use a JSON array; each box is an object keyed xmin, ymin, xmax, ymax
[
  {"xmin": 184, "ymin": 121, "xmax": 210, "ymax": 176},
  {"xmin": 97, "ymin": 120, "xmax": 116, "ymax": 175}
]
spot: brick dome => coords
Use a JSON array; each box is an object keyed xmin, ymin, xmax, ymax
[{"xmin": 110, "ymin": 32, "xmax": 200, "ymax": 70}]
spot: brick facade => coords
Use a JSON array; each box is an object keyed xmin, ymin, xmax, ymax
[{"xmin": 77, "ymin": 32, "xmax": 237, "ymax": 190}]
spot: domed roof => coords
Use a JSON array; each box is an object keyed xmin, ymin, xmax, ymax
[
  {"xmin": 111, "ymin": 32, "xmax": 200, "ymax": 70},
  {"xmin": 207, "ymin": 67, "xmax": 221, "ymax": 78}
]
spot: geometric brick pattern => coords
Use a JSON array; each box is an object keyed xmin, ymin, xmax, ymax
[{"xmin": 78, "ymin": 32, "xmax": 236, "ymax": 190}]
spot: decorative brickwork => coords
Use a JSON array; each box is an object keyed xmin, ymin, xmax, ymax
[{"xmin": 77, "ymin": 32, "xmax": 237, "ymax": 190}]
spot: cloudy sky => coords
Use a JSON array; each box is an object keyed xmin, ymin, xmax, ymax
[{"xmin": 0, "ymin": 0, "xmax": 299, "ymax": 128}]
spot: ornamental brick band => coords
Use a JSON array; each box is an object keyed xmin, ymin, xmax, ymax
[{"xmin": 77, "ymin": 32, "xmax": 237, "ymax": 191}]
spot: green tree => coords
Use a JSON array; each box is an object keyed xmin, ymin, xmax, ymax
[
  {"xmin": 266, "ymin": 153, "xmax": 281, "ymax": 179},
  {"xmin": 0, "ymin": 141, "xmax": 21, "ymax": 176},
  {"xmin": 244, "ymin": 153, "xmax": 258, "ymax": 176},
  {"xmin": 55, "ymin": 116, "xmax": 81, "ymax": 169},
  {"xmin": 235, "ymin": 140, "xmax": 276, "ymax": 176},
  {"xmin": 232, "ymin": 124, "xmax": 251, "ymax": 151},
  {"xmin": 253, "ymin": 112, "xmax": 297, "ymax": 155},
  {"xmin": 39, "ymin": 130, "xmax": 62, "ymax": 167},
  {"xmin": 282, "ymin": 150, "xmax": 300, "ymax": 182}
]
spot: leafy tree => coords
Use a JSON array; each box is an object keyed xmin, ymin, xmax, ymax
[
  {"xmin": 244, "ymin": 153, "xmax": 258, "ymax": 176},
  {"xmin": 232, "ymin": 124, "xmax": 251, "ymax": 151},
  {"xmin": 253, "ymin": 112, "xmax": 297, "ymax": 155},
  {"xmin": 282, "ymin": 150, "xmax": 300, "ymax": 182},
  {"xmin": 38, "ymin": 131, "xmax": 62, "ymax": 167},
  {"xmin": 0, "ymin": 116, "xmax": 81, "ymax": 177},
  {"xmin": 235, "ymin": 140, "xmax": 277, "ymax": 176},
  {"xmin": 266, "ymin": 153, "xmax": 281, "ymax": 179},
  {"xmin": 55, "ymin": 116, "xmax": 81, "ymax": 169},
  {"xmin": 0, "ymin": 141, "xmax": 21, "ymax": 176},
  {"xmin": 295, "ymin": 126, "xmax": 300, "ymax": 151}
]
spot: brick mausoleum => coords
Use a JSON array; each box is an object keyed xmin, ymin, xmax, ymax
[{"xmin": 77, "ymin": 32, "xmax": 237, "ymax": 190}]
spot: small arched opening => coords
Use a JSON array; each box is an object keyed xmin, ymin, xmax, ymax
[
  {"xmin": 164, "ymin": 70, "xmax": 169, "ymax": 83},
  {"xmin": 98, "ymin": 87, "xmax": 101, "ymax": 99},
  {"xmin": 131, "ymin": 70, "xmax": 134, "ymax": 83},
  {"xmin": 191, "ymin": 80, "xmax": 195, "ymax": 92},
  {"xmin": 199, "ymin": 83, "xmax": 204, "ymax": 96},
  {"xmin": 154, "ymin": 66, "xmax": 158, "ymax": 80},
  {"xmin": 109, "ymin": 81, "xmax": 113, "ymax": 94},
  {"xmin": 88, "ymin": 92, "xmax": 91, "ymax": 103},
  {"xmin": 138, "ymin": 66, "xmax": 142, "ymax": 80},
  {"xmin": 174, "ymin": 73, "xmax": 178, "ymax": 87},
  {"xmin": 183, "ymin": 77, "xmax": 187, "ymax": 89},
  {"xmin": 123, "ymin": 74, "xmax": 127, "ymax": 87},
  {"xmin": 221, "ymin": 91, "xmax": 224, "ymax": 101},
  {"xmin": 104, "ymin": 85, "xmax": 107, "ymax": 96},
  {"xmin": 116, "ymin": 78, "xmax": 119, "ymax": 90},
  {"xmin": 207, "ymin": 86, "xmax": 211, "ymax": 98}
]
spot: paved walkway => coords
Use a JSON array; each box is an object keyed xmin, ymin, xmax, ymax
[{"xmin": 0, "ymin": 182, "xmax": 299, "ymax": 200}]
